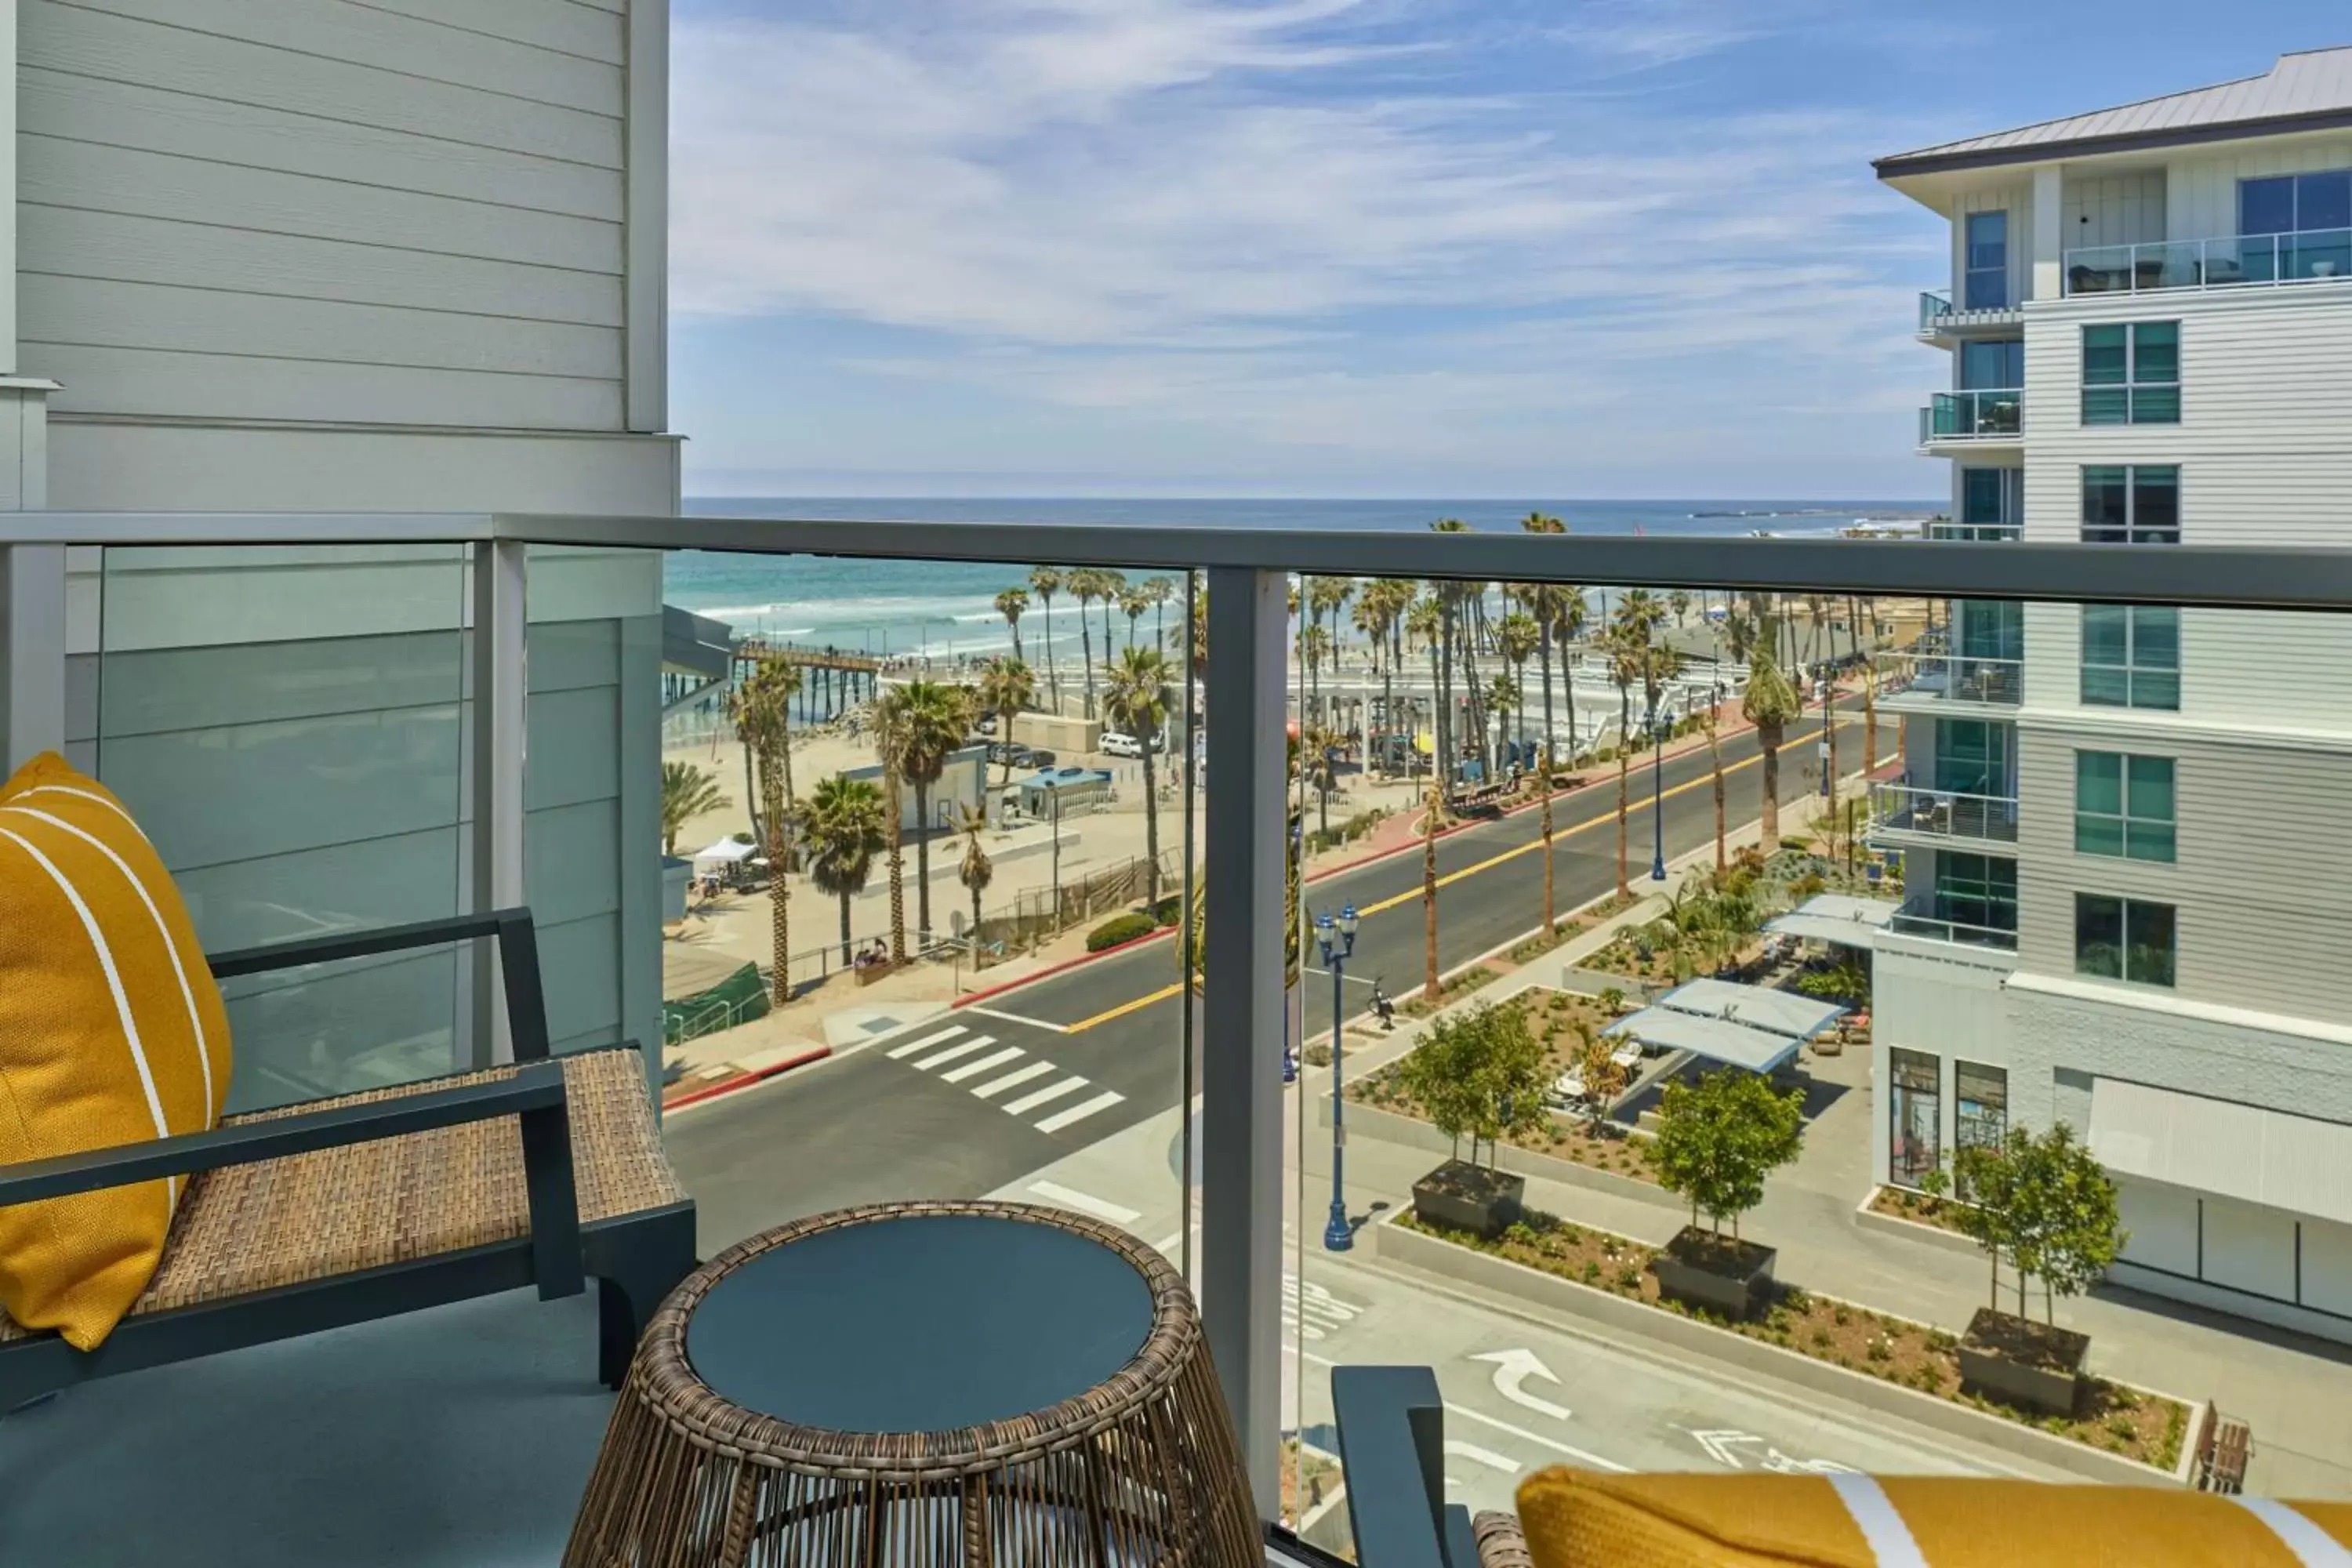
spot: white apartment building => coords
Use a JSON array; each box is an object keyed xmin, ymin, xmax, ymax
[
  {"xmin": 0, "ymin": 1, "xmax": 677, "ymax": 1105},
  {"xmin": 1869, "ymin": 47, "xmax": 2352, "ymax": 1341}
]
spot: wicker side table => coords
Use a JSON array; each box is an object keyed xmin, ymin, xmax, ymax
[{"xmin": 566, "ymin": 1200, "xmax": 1261, "ymax": 1567}]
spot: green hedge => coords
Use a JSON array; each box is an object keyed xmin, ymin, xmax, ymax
[{"xmin": 1087, "ymin": 912, "xmax": 1161, "ymax": 951}]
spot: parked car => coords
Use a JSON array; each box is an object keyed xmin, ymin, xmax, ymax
[
  {"xmin": 987, "ymin": 741, "xmax": 1033, "ymax": 767},
  {"xmin": 1102, "ymin": 731, "xmax": 1142, "ymax": 758},
  {"xmin": 1028, "ymin": 748, "xmax": 1058, "ymax": 768},
  {"xmin": 974, "ymin": 713, "xmax": 998, "ymax": 736}
]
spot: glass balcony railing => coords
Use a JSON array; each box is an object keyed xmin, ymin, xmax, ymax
[
  {"xmin": 1879, "ymin": 649, "xmax": 2024, "ymax": 706},
  {"xmin": 7, "ymin": 516, "xmax": 2352, "ymax": 1558},
  {"xmin": 2064, "ymin": 228, "xmax": 2352, "ymax": 295},
  {"xmin": 1870, "ymin": 781, "xmax": 2020, "ymax": 845},
  {"xmin": 1918, "ymin": 289, "xmax": 1952, "ymax": 331},
  {"xmin": 1928, "ymin": 520, "xmax": 2022, "ymax": 542},
  {"xmin": 1919, "ymin": 388, "xmax": 2022, "ymax": 442}
]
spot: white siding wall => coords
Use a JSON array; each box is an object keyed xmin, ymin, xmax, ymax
[
  {"xmin": 1947, "ymin": 179, "xmax": 2034, "ymax": 304},
  {"xmin": 17, "ymin": 0, "xmax": 634, "ymax": 430},
  {"xmin": 1871, "ymin": 931, "xmax": 2017, "ymax": 1187},
  {"xmin": 2165, "ymin": 132, "xmax": 2352, "ymax": 240},
  {"xmin": 2012, "ymin": 724, "xmax": 2352, "ymax": 1016},
  {"xmin": 2062, "ymin": 169, "xmax": 2165, "ymax": 252}
]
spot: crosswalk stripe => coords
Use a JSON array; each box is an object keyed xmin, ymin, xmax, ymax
[
  {"xmin": 939, "ymin": 1046, "xmax": 1023, "ymax": 1083},
  {"xmin": 972, "ymin": 1061, "xmax": 1057, "ymax": 1098},
  {"xmin": 887, "ymin": 1025, "xmax": 966, "ymax": 1060},
  {"xmin": 915, "ymin": 1035, "xmax": 996, "ymax": 1070},
  {"xmin": 1003, "ymin": 1076, "xmax": 1091, "ymax": 1115},
  {"xmin": 1035, "ymin": 1090, "xmax": 1126, "ymax": 1134}
]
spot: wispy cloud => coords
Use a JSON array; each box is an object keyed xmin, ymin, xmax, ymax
[{"xmin": 670, "ymin": 0, "xmax": 1947, "ymax": 492}]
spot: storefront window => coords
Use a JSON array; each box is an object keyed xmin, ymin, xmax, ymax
[
  {"xmin": 1889, "ymin": 1048, "xmax": 1941, "ymax": 1188},
  {"xmin": 1956, "ymin": 1061, "xmax": 2007, "ymax": 1153}
]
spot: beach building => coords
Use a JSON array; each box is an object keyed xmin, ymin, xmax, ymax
[
  {"xmin": 1869, "ymin": 46, "xmax": 2352, "ymax": 1340},
  {"xmin": 1, "ymin": 0, "xmax": 677, "ymax": 1104}
]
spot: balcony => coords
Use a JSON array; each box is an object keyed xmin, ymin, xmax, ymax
[
  {"xmin": 1916, "ymin": 289, "xmax": 2025, "ymax": 346},
  {"xmin": 1868, "ymin": 781, "xmax": 2019, "ymax": 849},
  {"xmin": 2064, "ymin": 229, "xmax": 2352, "ymax": 296},
  {"xmin": 1927, "ymin": 521, "xmax": 2021, "ymax": 542},
  {"xmin": 5, "ymin": 516, "xmax": 2352, "ymax": 1561},
  {"xmin": 1918, "ymin": 389, "xmax": 2022, "ymax": 451},
  {"xmin": 1878, "ymin": 650, "xmax": 2024, "ymax": 713}
]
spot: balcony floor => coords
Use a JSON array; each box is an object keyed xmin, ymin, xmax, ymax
[{"xmin": 0, "ymin": 1290, "xmax": 612, "ymax": 1567}]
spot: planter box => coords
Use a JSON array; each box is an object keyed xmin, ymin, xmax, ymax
[
  {"xmin": 1411, "ymin": 1160, "xmax": 1525, "ymax": 1239},
  {"xmin": 1959, "ymin": 1308, "xmax": 2089, "ymax": 1418},
  {"xmin": 1653, "ymin": 1225, "xmax": 1776, "ymax": 1319}
]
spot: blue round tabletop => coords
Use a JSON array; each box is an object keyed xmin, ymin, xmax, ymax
[{"xmin": 684, "ymin": 1212, "xmax": 1157, "ymax": 1434}]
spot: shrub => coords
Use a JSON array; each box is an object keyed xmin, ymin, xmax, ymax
[
  {"xmin": 1087, "ymin": 912, "xmax": 1160, "ymax": 951},
  {"xmin": 1810, "ymin": 1328, "xmax": 1833, "ymax": 1349},
  {"xmin": 1832, "ymin": 1305, "xmax": 1851, "ymax": 1327},
  {"xmin": 1581, "ymin": 1260, "xmax": 1601, "ymax": 1284},
  {"xmin": 1616, "ymin": 1265, "xmax": 1642, "ymax": 1291}
]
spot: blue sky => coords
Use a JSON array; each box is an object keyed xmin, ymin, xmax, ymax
[{"xmin": 668, "ymin": 1, "xmax": 2347, "ymax": 499}]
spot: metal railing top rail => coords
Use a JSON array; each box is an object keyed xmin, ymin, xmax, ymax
[{"xmin": 9, "ymin": 510, "xmax": 2352, "ymax": 610}]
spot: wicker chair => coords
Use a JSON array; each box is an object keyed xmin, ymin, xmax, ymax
[{"xmin": 0, "ymin": 909, "xmax": 697, "ymax": 1412}]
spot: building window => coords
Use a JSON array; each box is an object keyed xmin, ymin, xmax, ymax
[
  {"xmin": 2075, "ymin": 893, "xmax": 2177, "ymax": 986},
  {"xmin": 1890, "ymin": 1049, "xmax": 1941, "ymax": 1188},
  {"xmin": 1959, "ymin": 339, "xmax": 2024, "ymax": 390},
  {"xmin": 1936, "ymin": 718, "xmax": 2011, "ymax": 798},
  {"xmin": 1964, "ymin": 212, "xmax": 2009, "ymax": 310},
  {"xmin": 2240, "ymin": 170, "xmax": 2352, "ymax": 282},
  {"xmin": 2082, "ymin": 466, "xmax": 2180, "ymax": 543},
  {"xmin": 1935, "ymin": 851, "xmax": 2018, "ymax": 940},
  {"xmin": 2082, "ymin": 322, "xmax": 2180, "ymax": 424},
  {"xmin": 1955, "ymin": 1061, "xmax": 2008, "ymax": 1163},
  {"xmin": 2075, "ymin": 752, "xmax": 2176, "ymax": 862},
  {"xmin": 1949, "ymin": 468, "xmax": 2022, "ymax": 540},
  {"xmin": 2081, "ymin": 604, "xmax": 2180, "ymax": 710}
]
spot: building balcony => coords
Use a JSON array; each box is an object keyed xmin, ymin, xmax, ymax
[
  {"xmin": 1917, "ymin": 389, "xmax": 2022, "ymax": 452},
  {"xmin": 2063, "ymin": 228, "xmax": 2352, "ymax": 296},
  {"xmin": 1927, "ymin": 521, "xmax": 2020, "ymax": 542},
  {"xmin": 1868, "ymin": 781, "xmax": 2019, "ymax": 850},
  {"xmin": 1878, "ymin": 651, "xmax": 2024, "ymax": 714},
  {"xmin": 4, "ymin": 514, "xmax": 2350, "ymax": 1560},
  {"xmin": 1916, "ymin": 289, "xmax": 2025, "ymax": 346}
]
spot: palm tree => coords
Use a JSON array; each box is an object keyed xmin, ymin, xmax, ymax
[
  {"xmin": 1852, "ymin": 594, "xmax": 1878, "ymax": 778},
  {"xmin": 870, "ymin": 690, "xmax": 909, "ymax": 961},
  {"xmin": 1097, "ymin": 570, "xmax": 1127, "ymax": 685},
  {"xmin": 1421, "ymin": 782, "xmax": 1444, "ymax": 1002},
  {"xmin": 660, "ymin": 760, "xmax": 730, "ymax": 855},
  {"xmin": 1119, "ymin": 583, "xmax": 1152, "ymax": 652},
  {"xmin": 1065, "ymin": 568, "xmax": 1109, "ymax": 719},
  {"xmin": 1742, "ymin": 608, "xmax": 1804, "ymax": 853},
  {"xmin": 1496, "ymin": 612, "xmax": 1539, "ymax": 760},
  {"xmin": 1669, "ymin": 590, "xmax": 1693, "ymax": 630},
  {"xmin": 1143, "ymin": 576, "xmax": 1176, "ymax": 652},
  {"xmin": 1486, "ymin": 673, "xmax": 1520, "ymax": 771},
  {"xmin": 1299, "ymin": 623, "xmax": 1332, "ymax": 723},
  {"xmin": 1104, "ymin": 646, "xmax": 1173, "ymax": 904},
  {"xmin": 877, "ymin": 679, "xmax": 971, "ymax": 942},
  {"xmin": 802, "ymin": 773, "xmax": 885, "ymax": 963},
  {"xmin": 1301, "ymin": 722, "xmax": 1342, "ymax": 838},
  {"xmin": 1407, "ymin": 594, "xmax": 1443, "ymax": 783},
  {"xmin": 1702, "ymin": 693, "xmax": 1728, "ymax": 873},
  {"xmin": 732, "ymin": 661, "xmax": 798, "ymax": 1004},
  {"xmin": 976, "ymin": 656, "xmax": 1036, "ymax": 792},
  {"xmin": 995, "ymin": 587, "xmax": 1029, "ymax": 662},
  {"xmin": 1605, "ymin": 626, "xmax": 1641, "ymax": 899},
  {"xmin": 1028, "ymin": 567, "xmax": 1063, "ymax": 713},
  {"xmin": 954, "ymin": 804, "xmax": 993, "ymax": 957}
]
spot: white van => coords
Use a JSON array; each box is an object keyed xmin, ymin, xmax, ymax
[{"xmin": 1102, "ymin": 731, "xmax": 1144, "ymax": 759}]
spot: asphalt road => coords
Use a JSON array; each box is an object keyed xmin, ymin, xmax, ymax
[{"xmin": 669, "ymin": 707, "xmax": 1886, "ymax": 1250}]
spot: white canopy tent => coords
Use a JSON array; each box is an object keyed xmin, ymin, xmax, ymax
[
  {"xmin": 1602, "ymin": 977, "xmax": 1847, "ymax": 1075},
  {"xmin": 691, "ymin": 837, "xmax": 757, "ymax": 865}
]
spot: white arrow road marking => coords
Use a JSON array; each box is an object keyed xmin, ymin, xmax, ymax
[
  {"xmin": 1691, "ymin": 1429, "xmax": 1754, "ymax": 1468},
  {"xmin": 1442, "ymin": 1405, "xmax": 1628, "ymax": 1473},
  {"xmin": 1443, "ymin": 1441, "xmax": 1519, "ymax": 1474},
  {"xmin": 1470, "ymin": 1348, "xmax": 1571, "ymax": 1423}
]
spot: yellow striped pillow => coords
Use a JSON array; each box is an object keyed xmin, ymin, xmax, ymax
[
  {"xmin": 0, "ymin": 752, "xmax": 232, "ymax": 1348},
  {"xmin": 1515, "ymin": 1467, "xmax": 2352, "ymax": 1567}
]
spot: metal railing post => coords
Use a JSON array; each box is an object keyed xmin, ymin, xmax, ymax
[
  {"xmin": 1200, "ymin": 564, "xmax": 1288, "ymax": 1517},
  {"xmin": 471, "ymin": 540, "xmax": 529, "ymax": 1067},
  {"xmin": 0, "ymin": 543, "xmax": 64, "ymax": 772}
]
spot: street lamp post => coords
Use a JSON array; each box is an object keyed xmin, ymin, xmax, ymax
[
  {"xmin": 1649, "ymin": 691, "xmax": 1668, "ymax": 881},
  {"xmin": 1316, "ymin": 905, "xmax": 1360, "ymax": 1252}
]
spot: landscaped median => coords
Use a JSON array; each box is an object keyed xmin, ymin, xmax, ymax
[{"xmin": 1370, "ymin": 1207, "xmax": 2201, "ymax": 1486}]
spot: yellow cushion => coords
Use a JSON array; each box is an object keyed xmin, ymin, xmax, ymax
[
  {"xmin": 1515, "ymin": 1467, "xmax": 2352, "ymax": 1568},
  {"xmin": 0, "ymin": 752, "xmax": 232, "ymax": 1348}
]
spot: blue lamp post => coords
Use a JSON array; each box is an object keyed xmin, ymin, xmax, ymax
[{"xmin": 1316, "ymin": 904, "xmax": 1360, "ymax": 1251}]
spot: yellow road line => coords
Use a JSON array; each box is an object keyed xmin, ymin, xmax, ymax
[
  {"xmin": 1057, "ymin": 722, "xmax": 1838, "ymax": 1032},
  {"xmin": 1065, "ymin": 981, "xmax": 1186, "ymax": 1034},
  {"xmin": 1353, "ymin": 725, "xmax": 1828, "ymax": 917}
]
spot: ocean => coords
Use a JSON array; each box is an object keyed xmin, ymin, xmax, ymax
[{"xmin": 664, "ymin": 495, "xmax": 1935, "ymax": 662}]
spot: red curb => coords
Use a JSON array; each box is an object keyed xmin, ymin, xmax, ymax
[
  {"xmin": 662, "ymin": 1044, "xmax": 832, "ymax": 1110},
  {"xmin": 951, "ymin": 924, "xmax": 1175, "ymax": 1007}
]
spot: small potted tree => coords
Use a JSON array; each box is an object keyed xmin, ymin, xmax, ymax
[
  {"xmin": 1404, "ymin": 1004, "xmax": 1549, "ymax": 1237},
  {"xmin": 1649, "ymin": 1069, "xmax": 1806, "ymax": 1317},
  {"xmin": 1942, "ymin": 1125, "xmax": 2124, "ymax": 1417}
]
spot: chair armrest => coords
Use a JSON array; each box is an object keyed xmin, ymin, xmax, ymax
[
  {"xmin": 206, "ymin": 907, "xmax": 553, "ymax": 1062},
  {"xmin": 0, "ymin": 1057, "xmax": 585, "ymax": 1300},
  {"xmin": 1332, "ymin": 1364, "xmax": 1476, "ymax": 1568}
]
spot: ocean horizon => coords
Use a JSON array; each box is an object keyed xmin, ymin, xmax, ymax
[{"xmin": 666, "ymin": 495, "xmax": 1940, "ymax": 661}]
